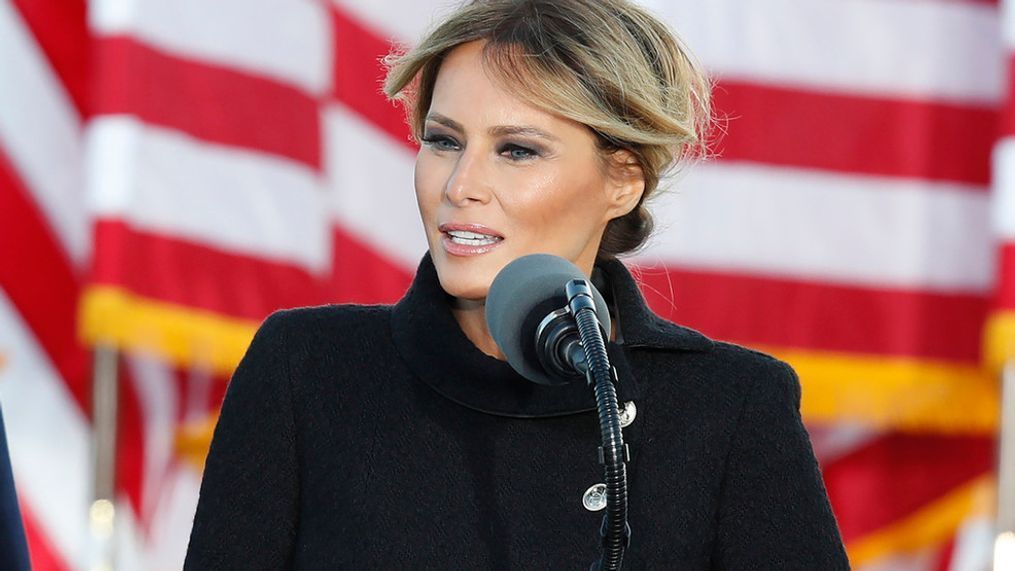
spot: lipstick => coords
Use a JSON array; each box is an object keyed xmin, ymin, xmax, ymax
[{"xmin": 439, "ymin": 223, "xmax": 504, "ymax": 256}]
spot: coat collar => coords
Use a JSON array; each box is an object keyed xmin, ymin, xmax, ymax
[
  {"xmin": 592, "ymin": 257, "xmax": 713, "ymax": 352},
  {"xmin": 390, "ymin": 253, "xmax": 712, "ymax": 418}
]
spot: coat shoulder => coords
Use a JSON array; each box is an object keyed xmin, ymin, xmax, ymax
[
  {"xmin": 637, "ymin": 336, "xmax": 800, "ymax": 411},
  {"xmin": 704, "ymin": 340, "xmax": 801, "ymax": 410},
  {"xmin": 706, "ymin": 338, "xmax": 799, "ymax": 397},
  {"xmin": 708, "ymin": 340, "xmax": 793, "ymax": 373}
]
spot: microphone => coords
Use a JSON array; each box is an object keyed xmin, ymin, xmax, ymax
[
  {"xmin": 485, "ymin": 254, "xmax": 611, "ymax": 385},
  {"xmin": 487, "ymin": 255, "xmax": 633, "ymax": 568}
]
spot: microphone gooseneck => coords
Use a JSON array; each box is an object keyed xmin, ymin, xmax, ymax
[
  {"xmin": 486, "ymin": 255, "xmax": 631, "ymax": 570},
  {"xmin": 566, "ymin": 281, "xmax": 630, "ymax": 571}
]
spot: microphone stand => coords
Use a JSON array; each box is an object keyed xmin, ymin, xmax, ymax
[{"xmin": 564, "ymin": 280, "xmax": 631, "ymax": 571}]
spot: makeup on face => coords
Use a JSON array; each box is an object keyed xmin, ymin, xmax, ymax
[{"xmin": 414, "ymin": 40, "xmax": 619, "ymax": 303}]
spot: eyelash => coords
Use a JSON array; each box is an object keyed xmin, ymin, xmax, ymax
[
  {"xmin": 499, "ymin": 143, "xmax": 538, "ymax": 161},
  {"xmin": 420, "ymin": 134, "xmax": 540, "ymax": 161},
  {"xmin": 420, "ymin": 134, "xmax": 461, "ymax": 152}
]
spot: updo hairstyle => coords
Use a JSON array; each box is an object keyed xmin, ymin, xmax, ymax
[{"xmin": 383, "ymin": 0, "xmax": 712, "ymax": 260}]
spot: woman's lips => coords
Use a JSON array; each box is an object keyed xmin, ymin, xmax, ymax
[{"xmin": 438, "ymin": 224, "xmax": 504, "ymax": 256}]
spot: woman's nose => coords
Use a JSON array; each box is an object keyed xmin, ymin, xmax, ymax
[{"xmin": 444, "ymin": 150, "xmax": 492, "ymax": 206}]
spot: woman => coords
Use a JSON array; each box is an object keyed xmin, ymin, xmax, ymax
[{"xmin": 185, "ymin": 0, "xmax": 849, "ymax": 568}]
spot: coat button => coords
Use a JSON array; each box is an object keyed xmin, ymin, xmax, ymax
[
  {"xmin": 583, "ymin": 483, "xmax": 607, "ymax": 511},
  {"xmin": 619, "ymin": 401, "xmax": 637, "ymax": 428}
]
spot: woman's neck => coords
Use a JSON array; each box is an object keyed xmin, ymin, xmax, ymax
[{"xmin": 450, "ymin": 297, "xmax": 505, "ymax": 360}]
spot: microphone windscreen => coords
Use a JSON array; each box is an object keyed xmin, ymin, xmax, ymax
[{"xmin": 485, "ymin": 254, "xmax": 611, "ymax": 385}]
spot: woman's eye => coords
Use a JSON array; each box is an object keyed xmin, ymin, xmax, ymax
[
  {"xmin": 421, "ymin": 134, "xmax": 460, "ymax": 152},
  {"xmin": 500, "ymin": 143, "xmax": 538, "ymax": 161}
]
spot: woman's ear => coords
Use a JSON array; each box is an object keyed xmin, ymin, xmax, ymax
[{"xmin": 603, "ymin": 149, "xmax": 646, "ymax": 221}]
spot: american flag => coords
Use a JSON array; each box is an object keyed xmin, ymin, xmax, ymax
[{"xmin": 0, "ymin": 0, "xmax": 1009, "ymax": 568}]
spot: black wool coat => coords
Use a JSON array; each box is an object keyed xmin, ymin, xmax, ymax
[
  {"xmin": 185, "ymin": 254, "xmax": 849, "ymax": 570},
  {"xmin": 0, "ymin": 407, "xmax": 30, "ymax": 571}
]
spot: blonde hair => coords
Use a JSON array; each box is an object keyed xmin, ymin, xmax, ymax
[{"xmin": 383, "ymin": 0, "xmax": 712, "ymax": 259}]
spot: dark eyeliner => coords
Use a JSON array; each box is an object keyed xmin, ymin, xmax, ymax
[
  {"xmin": 421, "ymin": 132, "xmax": 461, "ymax": 151},
  {"xmin": 498, "ymin": 142, "xmax": 540, "ymax": 160}
]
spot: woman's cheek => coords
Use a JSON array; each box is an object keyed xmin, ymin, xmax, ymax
[
  {"xmin": 414, "ymin": 159, "xmax": 444, "ymax": 224},
  {"xmin": 510, "ymin": 180, "xmax": 569, "ymax": 228}
]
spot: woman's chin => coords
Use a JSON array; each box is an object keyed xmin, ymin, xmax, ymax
[
  {"xmin": 436, "ymin": 275, "xmax": 492, "ymax": 304},
  {"xmin": 431, "ymin": 249, "xmax": 505, "ymax": 302}
]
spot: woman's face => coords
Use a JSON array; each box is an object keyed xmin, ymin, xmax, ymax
[{"xmin": 415, "ymin": 40, "xmax": 641, "ymax": 301}]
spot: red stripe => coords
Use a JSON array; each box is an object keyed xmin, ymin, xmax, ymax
[
  {"xmin": 91, "ymin": 36, "xmax": 321, "ymax": 170},
  {"xmin": 329, "ymin": 226, "xmax": 414, "ymax": 304},
  {"xmin": 91, "ymin": 220, "xmax": 413, "ymax": 320},
  {"xmin": 11, "ymin": 0, "xmax": 89, "ymax": 116},
  {"xmin": 92, "ymin": 220, "xmax": 334, "ymax": 320},
  {"xmin": 635, "ymin": 265, "xmax": 987, "ymax": 362},
  {"xmin": 19, "ymin": 500, "xmax": 69, "ymax": 571},
  {"xmin": 993, "ymin": 242, "xmax": 1015, "ymax": 311},
  {"xmin": 0, "ymin": 148, "xmax": 90, "ymax": 414},
  {"xmin": 713, "ymin": 80, "xmax": 997, "ymax": 186},
  {"xmin": 116, "ymin": 357, "xmax": 144, "ymax": 523},
  {"xmin": 820, "ymin": 433, "xmax": 993, "ymax": 542},
  {"xmin": 209, "ymin": 370, "xmax": 230, "ymax": 407},
  {"xmin": 935, "ymin": 537, "xmax": 956, "ymax": 571},
  {"xmin": 330, "ymin": 7, "xmax": 415, "ymax": 152},
  {"xmin": 1003, "ymin": 55, "xmax": 1015, "ymax": 139}
]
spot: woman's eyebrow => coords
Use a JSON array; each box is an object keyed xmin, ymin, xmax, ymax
[
  {"xmin": 425, "ymin": 113, "xmax": 463, "ymax": 132},
  {"xmin": 425, "ymin": 113, "xmax": 559, "ymax": 142},
  {"xmin": 488, "ymin": 125, "xmax": 560, "ymax": 142}
]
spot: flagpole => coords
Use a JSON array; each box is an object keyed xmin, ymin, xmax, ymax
[
  {"xmin": 90, "ymin": 343, "xmax": 119, "ymax": 571},
  {"xmin": 997, "ymin": 361, "xmax": 1015, "ymax": 570}
]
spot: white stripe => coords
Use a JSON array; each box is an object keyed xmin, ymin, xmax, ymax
[
  {"xmin": 991, "ymin": 138, "xmax": 1015, "ymax": 240},
  {"xmin": 857, "ymin": 549, "xmax": 940, "ymax": 571},
  {"xmin": 86, "ymin": 116, "xmax": 332, "ymax": 274},
  {"xmin": 332, "ymin": 0, "xmax": 453, "ymax": 45},
  {"xmin": 112, "ymin": 494, "xmax": 145, "ymax": 571},
  {"xmin": 1001, "ymin": 0, "xmax": 1015, "ymax": 51},
  {"xmin": 0, "ymin": 289, "xmax": 90, "ymax": 569},
  {"xmin": 640, "ymin": 162, "xmax": 993, "ymax": 293},
  {"xmin": 124, "ymin": 353, "xmax": 177, "ymax": 525},
  {"xmin": 351, "ymin": 0, "xmax": 1003, "ymax": 105},
  {"xmin": 644, "ymin": 0, "xmax": 1002, "ymax": 104},
  {"xmin": 0, "ymin": 3, "xmax": 89, "ymax": 266},
  {"xmin": 90, "ymin": 0, "xmax": 333, "ymax": 96},
  {"xmin": 140, "ymin": 467, "xmax": 202, "ymax": 570},
  {"xmin": 322, "ymin": 104, "xmax": 428, "ymax": 268},
  {"xmin": 806, "ymin": 425, "xmax": 877, "ymax": 466},
  {"xmin": 949, "ymin": 515, "xmax": 995, "ymax": 571}
]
